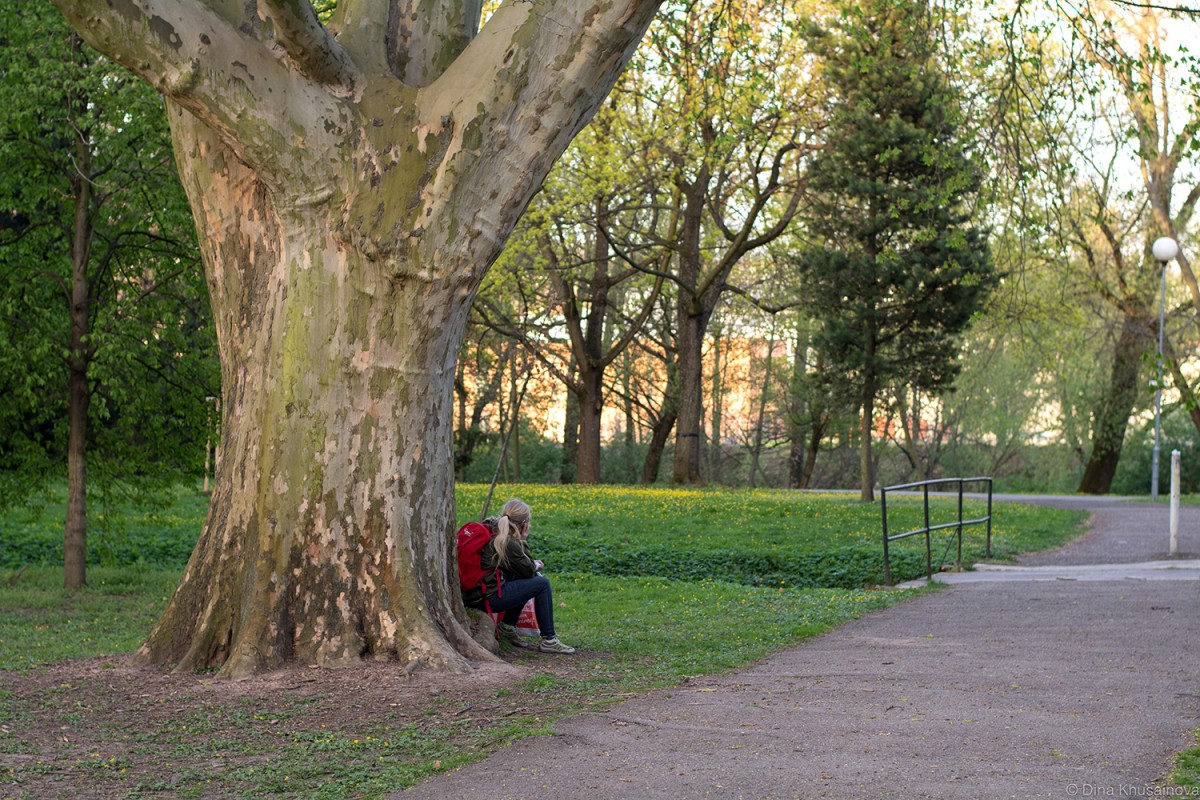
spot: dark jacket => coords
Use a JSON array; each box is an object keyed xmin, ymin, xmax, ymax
[{"xmin": 462, "ymin": 520, "xmax": 539, "ymax": 608}]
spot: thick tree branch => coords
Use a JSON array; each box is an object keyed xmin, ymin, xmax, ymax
[
  {"xmin": 260, "ymin": 0, "xmax": 358, "ymax": 87},
  {"xmin": 49, "ymin": 0, "xmax": 348, "ymax": 187},
  {"xmin": 414, "ymin": 0, "xmax": 661, "ymax": 267},
  {"xmin": 388, "ymin": 0, "xmax": 483, "ymax": 87}
]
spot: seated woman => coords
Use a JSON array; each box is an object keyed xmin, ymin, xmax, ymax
[{"xmin": 462, "ymin": 498, "xmax": 576, "ymax": 654}]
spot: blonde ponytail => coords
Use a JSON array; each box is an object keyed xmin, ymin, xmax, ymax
[{"xmin": 491, "ymin": 498, "xmax": 531, "ymax": 570}]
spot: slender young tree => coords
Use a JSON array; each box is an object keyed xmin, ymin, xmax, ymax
[
  {"xmin": 0, "ymin": 5, "xmax": 213, "ymax": 587},
  {"xmin": 798, "ymin": 0, "xmax": 996, "ymax": 501},
  {"xmin": 47, "ymin": 0, "xmax": 662, "ymax": 677}
]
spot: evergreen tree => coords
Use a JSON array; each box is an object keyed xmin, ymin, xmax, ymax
[{"xmin": 798, "ymin": 0, "xmax": 997, "ymax": 501}]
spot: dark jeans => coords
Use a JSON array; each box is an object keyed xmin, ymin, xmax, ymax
[{"xmin": 485, "ymin": 574, "xmax": 555, "ymax": 638}]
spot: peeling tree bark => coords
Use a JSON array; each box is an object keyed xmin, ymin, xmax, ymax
[{"xmin": 49, "ymin": 0, "xmax": 662, "ymax": 677}]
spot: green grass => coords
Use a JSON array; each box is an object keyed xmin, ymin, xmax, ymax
[
  {"xmin": 0, "ymin": 482, "xmax": 1090, "ymax": 799},
  {"xmin": 1171, "ymin": 731, "xmax": 1200, "ymax": 792},
  {"xmin": 3, "ymin": 483, "xmax": 1086, "ymax": 588},
  {"xmin": 459, "ymin": 484, "xmax": 1088, "ymax": 587},
  {"xmin": 0, "ymin": 566, "xmax": 176, "ymax": 670},
  {"xmin": 556, "ymin": 572, "xmax": 906, "ymax": 678},
  {"xmin": 0, "ymin": 482, "xmax": 208, "ymax": 570}
]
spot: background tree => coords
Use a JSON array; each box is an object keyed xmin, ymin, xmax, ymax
[
  {"xmin": 453, "ymin": 327, "xmax": 512, "ymax": 480},
  {"xmin": 48, "ymin": 0, "xmax": 663, "ymax": 677},
  {"xmin": 596, "ymin": 0, "xmax": 814, "ymax": 484},
  {"xmin": 797, "ymin": 0, "xmax": 997, "ymax": 501},
  {"xmin": 1064, "ymin": 3, "xmax": 1199, "ymax": 493},
  {"xmin": 474, "ymin": 108, "xmax": 666, "ymax": 485},
  {"xmin": 983, "ymin": 0, "xmax": 1199, "ymax": 494},
  {"xmin": 0, "ymin": 4, "xmax": 214, "ymax": 588}
]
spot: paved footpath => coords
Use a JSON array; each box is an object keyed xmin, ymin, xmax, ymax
[{"xmin": 395, "ymin": 496, "xmax": 1200, "ymax": 800}]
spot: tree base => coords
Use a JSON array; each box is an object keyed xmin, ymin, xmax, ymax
[{"xmin": 464, "ymin": 608, "xmax": 500, "ymax": 655}]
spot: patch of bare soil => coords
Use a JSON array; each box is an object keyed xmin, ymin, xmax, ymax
[{"xmin": 0, "ymin": 652, "xmax": 574, "ymax": 799}]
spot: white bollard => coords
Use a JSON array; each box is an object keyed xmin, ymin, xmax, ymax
[{"xmin": 1170, "ymin": 450, "xmax": 1180, "ymax": 556}]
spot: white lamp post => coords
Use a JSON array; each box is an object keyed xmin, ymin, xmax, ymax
[{"xmin": 1151, "ymin": 236, "xmax": 1181, "ymax": 500}]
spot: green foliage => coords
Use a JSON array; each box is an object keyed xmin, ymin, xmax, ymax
[
  {"xmin": 457, "ymin": 420, "xmax": 566, "ymax": 485},
  {"xmin": 1171, "ymin": 730, "xmax": 1200, "ymax": 793},
  {"xmin": 1113, "ymin": 409, "xmax": 1200, "ymax": 496},
  {"xmin": 0, "ymin": 5, "xmax": 217, "ymax": 506}
]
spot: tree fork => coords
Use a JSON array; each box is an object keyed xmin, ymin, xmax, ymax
[{"xmin": 51, "ymin": 0, "xmax": 664, "ymax": 677}]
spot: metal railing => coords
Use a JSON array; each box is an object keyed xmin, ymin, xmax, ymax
[{"xmin": 881, "ymin": 477, "xmax": 993, "ymax": 586}]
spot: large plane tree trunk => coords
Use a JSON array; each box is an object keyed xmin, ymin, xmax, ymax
[
  {"xmin": 52, "ymin": 0, "xmax": 661, "ymax": 678},
  {"xmin": 135, "ymin": 115, "xmax": 482, "ymax": 674}
]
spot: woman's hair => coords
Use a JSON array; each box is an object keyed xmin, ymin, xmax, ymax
[{"xmin": 491, "ymin": 498, "xmax": 531, "ymax": 569}]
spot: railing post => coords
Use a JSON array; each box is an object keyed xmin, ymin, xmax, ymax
[
  {"xmin": 882, "ymin": 487, "xmax": 892, "ymax": 587},
  {"xmin": 923, "ymin": 483, "xmax": 932, "ymax": 581},
  {"xmin": 986, "ymin": 478, "xmax": 993, "ymax": 558},
  {"xmin": 956, "ymin": 479, "xmax": 964, "ymax": 571}
]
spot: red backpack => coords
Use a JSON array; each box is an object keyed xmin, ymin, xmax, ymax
[{"xmin": 456, "ymin": 521, "xmax": 499, "ymax": 600}]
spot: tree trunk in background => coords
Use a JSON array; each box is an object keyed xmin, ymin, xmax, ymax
[
  {"xmin": 1078, "ymin": 315, "xmax": 1151, "ymax": 494},
  {"xmin": 787, "ymin": 324, "xmax": 809, "ymax": 489},
  {"xmin": 709, "ymin": 325, "xmax": 725, "ymax": 483},
  {"xmin": 507, "ymin": 359, "xmax": 522, "ymax": 483},
  {"xmin": 671, "ymin": 176, "xmax": 712, "ymax": 485},
  {"xmin": 673, "ymin": 302, "xmax": 706, "ymax": 484},
  {"xmin": 802, "ymin": 425, "xmax": 822, "ymax": 489},
  {"xmin": 643, "ymin": 357, "xmax": 679, "ymax": 485},
  {"xmin": 860, "ymin": 383, "xmax": 877, "ymax": 503},
  {"xmin": 748, "ymin": 319, "xmax": 778, "ymax": 489},
  {"xmin": 562, "ymin": 372, "xmax": 580, "ymax": 484},
  {"xmin": 575, "ymin": 365, "xmax": 605, "ymax": 484},
  {"xmin": 622, "ymin": 348, "xmax": 637, "ymax": 476},
  {"xmin": 643, "ymin": 408, "xmax": 676, "ymax": 484},
  {"xmin": 64, "ymin": 110, "xmax": 92, "ymax": 589}
]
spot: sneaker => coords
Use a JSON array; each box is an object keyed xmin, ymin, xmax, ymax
[
  {"xmin": 496, "ymin": 623, "xmax": 531, "ymax": 648},
  {"xmin": 537, "ymin": 637, "xmax": 576, "ymax": 654}
]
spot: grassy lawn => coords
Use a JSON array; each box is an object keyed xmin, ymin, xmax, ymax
[{"xmin": 0, "ymin": 483, "xmax": 1088, "ymax": 799}]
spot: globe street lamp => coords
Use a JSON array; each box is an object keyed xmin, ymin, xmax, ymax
[{"xmin": 1151, "ymin": 236, "xmax": 1181, "ymax": 500}]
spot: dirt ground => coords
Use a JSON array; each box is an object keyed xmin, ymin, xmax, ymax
[{"xmin": 0, "ymin": 649, "xmax": 562, "ymax": 799}]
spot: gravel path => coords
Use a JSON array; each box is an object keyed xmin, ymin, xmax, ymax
[{"xmin": 394, "ymin": 496, "xmax": 1200, "ymax": 800}]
